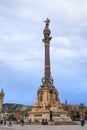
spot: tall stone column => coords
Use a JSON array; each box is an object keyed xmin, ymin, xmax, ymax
[{"xmin": 42, "ymin": 18, "xmax": 52, "ymax": 84}]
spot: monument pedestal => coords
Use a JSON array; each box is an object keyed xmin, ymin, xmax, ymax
[
  {"xmin": 29, "ymin": 83, "xmax": 72, "ymax": 123},
  {"xmin": 48, "ymin": 120, "xmax": 55, "ymax": 125}
]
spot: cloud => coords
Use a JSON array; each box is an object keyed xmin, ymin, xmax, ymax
[
  {"xmin": 0, "ymin": 41, "xmax": 43, "ymax": 71},
  {"xmin": 0, "ymin": 34, "xmax": 34, "ymax": 42},
  {"xmin": 51, "ymin": 36, "xmax": 87, "ymax": 61}
]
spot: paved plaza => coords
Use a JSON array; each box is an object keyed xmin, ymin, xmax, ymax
[{"xmin": 0, "ymin": 124, "xmax": 87, "ymax": 130}]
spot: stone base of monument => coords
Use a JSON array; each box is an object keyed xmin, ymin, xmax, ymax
[
  {"xmin": 48, "ymin": 121, "xmax": 74, "ymax": 125},
  {"xmin": 29, "ymin": 107, "xmax": 73, "ymax": 125},
  {"xmin": 48, "ymin": 120, "xmax": 55, "ymax": 125},
  {"xmin": 55, "ymin": 121, "xmax": 78, "ymax": 125},
  {"xmin": 29, "ymin": 113, "xmax": 73, "ymax": 125}
]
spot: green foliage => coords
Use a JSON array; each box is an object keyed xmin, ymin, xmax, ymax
[
  {"xmin": 79, "ymin": 103, "xmax": 86, "ymax": 110},
  {"xmin": 2, "ymin": 103, "xmax": 33, "ymax": 118}
]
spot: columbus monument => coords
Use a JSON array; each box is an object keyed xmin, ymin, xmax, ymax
[{"xmin": 29, "ymin": 19, "xmax": 71, "ymax": 123}]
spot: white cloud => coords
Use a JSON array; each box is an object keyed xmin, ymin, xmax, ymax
[
  {"xmin": 52, "ymin": 36, "xmax": 71, "ymax": 48},
  {"xmin": 0, "ymin": 34, "xmax": 34, "ymax": 42}
]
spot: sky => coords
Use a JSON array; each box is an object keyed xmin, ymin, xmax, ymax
[{"xmin": 0, "ymin": 0, "xmax": 87, "ymax": 106}]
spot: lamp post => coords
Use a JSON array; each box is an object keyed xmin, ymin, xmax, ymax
[{"xmin": 8, "ymin": 107, "xmax": 15, "ymax": 126}]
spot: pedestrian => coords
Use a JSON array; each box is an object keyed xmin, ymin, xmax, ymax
[
  {"xmin": 20, "ymin": 118, "xmax": 24, "ymax": 126},
  {"xmin": 4, "ymin": 119, "xmax": 6, "ymax": 125},
  {"xmin": 0, "ymin": 119, "xmax": 3, "ymax": 125},
  {"xmin": 80, "ymin": 118, "xmax": 85, "ymax": 126},
  {"xmin": 8, "ymin": 119, "xmax": 12, "ymax": 127}
]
